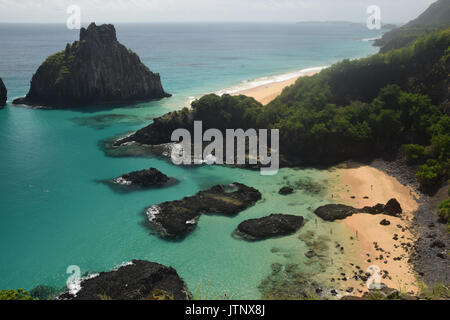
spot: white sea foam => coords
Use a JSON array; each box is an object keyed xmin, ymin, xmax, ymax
[
  {"xmin": 362, "ymin": 36, "xmax": 382, "ymax": 42},
  {"xmin": 215, "ymin": 66, "xmax": 328, "ymax": 96},
  {"xmin": 146, "ymin": 205, "xmax": 160, "ymax": 222},
  {"xmin": 114, "ymin": 177, "xmax": 132, "ymax": 185},
  {"xmin": 186, "ymin": 218, "xmax": 197, "ymax": 225}
]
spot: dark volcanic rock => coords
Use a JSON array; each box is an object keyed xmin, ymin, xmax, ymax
[
  {"xmin": 314, "ymin": 204, "xmax": 358, "ymax": 221},
  {"xmin": 146, "ymin": 183, "xmax": 262, "ymax": 239},
  {"xmin": 115, "ymin": 110, "xmax": 193, "ymax": 146},
  {"xmin": 112, "ymin": 167, "xmax": 176, "ymax": 188},
  {"xmin": 13, "ymin": 23, "xmax": 170, "ymax": 109},
  {"xmin": 234, "ymin": 214, "xmax": 304, "ymax": 240},
  {"xmin": 0, "ymin": 77, "xmax": 6, "ymax": 107},
  {"xmin": 380, "ymin": 219, "xmax": 391, "ymax": 226},
  {"xmin": 279, "ymin": 186, "xmax": 294, "ymax": 195},
  {"xmin": 59, "ymin": 260, "xmax": 189, "ymax": 300},
  {"xmin": 314, "ymin": 199, "xmax": 403, "ymax": 221},
  {"xmin": 383, "ymin": 198, "xmax": 403, "ymax": 215}
]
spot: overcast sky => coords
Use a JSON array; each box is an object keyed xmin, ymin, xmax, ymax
[{"xmin": 0, "ymin": 0, "xmax": 436, "ymax": 24}]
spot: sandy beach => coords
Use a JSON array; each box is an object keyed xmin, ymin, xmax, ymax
[
  {"xmin": 328, "ymin": 162, "xmax": 420, "ymax": 296},
  {"xmin": 232, "ymin": 69, "xmax": 322, "ymax": 105}
]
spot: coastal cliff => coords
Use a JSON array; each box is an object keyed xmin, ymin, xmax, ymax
[
  {"xmin": 13, "ymin": 23, "xmax": 170, "ymax": 108},
  {"xmin": 0, "ymin": 77, "xmax": 6, "ymax": 107}
]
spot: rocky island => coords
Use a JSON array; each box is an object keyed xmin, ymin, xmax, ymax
[
  {"xmin": 234, "ymin": 214, "xmax": 304, "ymax": 240},
  {"xmin": 109, "ymin": 167, "xmax": 177, "ymax": 190},
  {"xmin": 13, "ymin": 23, "xmax": 170, "ymax": 108},
  {"xmin": 0, "ymin": 77, "xmax": 6, "ymax": 108},
  {"xmin": 58, "ymin": 260, "xmax": 190, "ymax": 300},
  {"xmin": 146, "ymin": 183, "xmax": 262, "ymax": 239}
]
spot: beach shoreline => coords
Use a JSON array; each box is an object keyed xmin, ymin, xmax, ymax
[
  {"xmin": 231, "ymin": 68, "xmax": 325, "ymax": 105},
  {"xmin": 325, "ymin": 162, "xmax": 420, "ymax": 296}
]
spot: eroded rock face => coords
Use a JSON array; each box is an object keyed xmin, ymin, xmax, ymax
[
  {"xmin": 314, "ymin": 198, "xmax": 402, "ymax": 221},
  {"xmin": 112, "ymin": 167, "xmax": 176, "ymax": 188},
  {"xmin": 234, "ymin": 214, "xmax": 304, "ymax": 240},
  {"xmin": 13, "ymin": 23, "xmax": 170, "ymax": 108},
  {"xmin": 0, "ymin": 77, "xmax": 6, "ymax": 107},
  {"xmin": 146, "ymin": 183, "xmax": 262, "ymax": 239},
  {"xmin": 58, "ymin": 260, "xmax": 189, "ymax": 300}
]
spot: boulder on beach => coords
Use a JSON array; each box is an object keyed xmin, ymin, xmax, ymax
[
  {"xmin": 58, "ymin": 260, "xmax": 190, "ymax": 300},
  {"xmin": 146, "ymin": 183, "xmax": 262, "ymax": 239},
  {"xmin": 13, "ymin": 23, "xmax": 170, "ymax": 108},
  {"xmin": 314, "ymin": 198, "xmax": 403, "ymax": 221},
  {"xmin": 234, "ymin": 214, "xmax": 304, "ymax": 240},
  {"xmin": 0, "ymin": 77, "xmax": 6, "ymax": 107}
]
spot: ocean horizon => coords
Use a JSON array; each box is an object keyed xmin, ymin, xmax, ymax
[{"xmin": 0, "ymin": 22, "xmax": 381, "ymax": 299}]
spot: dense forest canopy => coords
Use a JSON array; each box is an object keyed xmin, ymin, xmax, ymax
[
  {"xmin": 181, "ymin": 28, "xmax": 450, "ymax": 188},
  {"xmin": 374, "ymin": 0, "xmax": 450, "ymax": 52}
]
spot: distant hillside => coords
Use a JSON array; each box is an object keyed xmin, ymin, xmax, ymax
[{"xmin": 375, "ymin": 0, "xmax": 450, "ymax": 52}]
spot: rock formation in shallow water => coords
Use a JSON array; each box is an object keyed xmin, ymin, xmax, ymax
[
  {"xmin": 234, "ymin": 214, "xmax": 304, "ymax": 240},
  {"xmin": 112, "ymin": 167, "xmax": 176, "ymax": 189},
  {"xmin": 13, "ymin": 23, "xmax": 170, "ymax": 108},
  {"xmin": 146, "ymin": 183, "xmax": 262, "ymax": 239},
  {"xmin": 58, "ymin": 260, "xmax": 189, "ymax": 300},
  {"xmin": 314, "ymin": 198, "xmax": 402, "ymax": 221},
  {"xmin": 0, "ymin": 77, "xmax": 6, "ymax": 107}
]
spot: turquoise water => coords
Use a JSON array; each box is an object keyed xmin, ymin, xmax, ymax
[{"xmin": 0, "ymin": 23, "xmax": 380, "ymax": 299}]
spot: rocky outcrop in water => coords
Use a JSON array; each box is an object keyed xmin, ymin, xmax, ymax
[
  {"xmin": 115, "ymin": 110, "xmax": 193, "ymax": 146},
  {"xmin": 13, "ymin": 23, "xmax": 170, "ymax": 108},
  {"xmin": 0, "ymin": 77, "xmax": 6, "ymax": 108},
  {"xmin": 234, "ymin": 214, "xmax": 304, "ymax": 240},
  {"xmin": 146, "ymin": 183, "xmax": 262, "ymax": 239},
  {"xmin": 112, "ymin": 167, "xmax": 176, "ymax": 189},
  {"xmin": 58, "ymin": 260, "xmax": 190, "ymax": 300},
  {"xmin": 314, "ymin": 199, "xmax": 402, "ymax": 221},
  {"xmin": 279, "ymin": 186, "xmax": 294, "ymax": 195}
]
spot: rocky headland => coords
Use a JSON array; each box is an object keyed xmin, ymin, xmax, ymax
[
  {"xmin": 146, "ymin": 183, "xmax": 262, "ymax": 239},
  {"xmin": 234, "ymin": 214, "xmax": 304, "ymax": 240},
  {"xmin": 13, "ymin": 23, "xmax": 170, "ymax": 108},
  {"xmin": 0, "ymin": 77, "xmax": 6, "ymax": 108},
  {"xmin": 58, "ymin": 260, "xmax": 190, "ymax": 300}
]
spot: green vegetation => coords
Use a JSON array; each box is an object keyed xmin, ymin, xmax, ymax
[
  {"xmin": 42, "ymin": 41, "xmax": 79, "ymax": 85},
  {"xmin": 0, "ymin": 289, "xmax": 37, "ymax": 300},
  {"xmin": 185, "ymin": 28, "xmax": 449, "ymax": 189},
  {"xmin": 374, "ymin": 0, "xmax": 450, "ymax": 52}
]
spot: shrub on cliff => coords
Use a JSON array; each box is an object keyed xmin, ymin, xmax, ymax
[
  {"xmin": 416, "ymin": 160, "xmax": 444, "ymax": 187},
  {"xmin": 0, "ymin": 289, "xmax": 36, "ymax": 300}
]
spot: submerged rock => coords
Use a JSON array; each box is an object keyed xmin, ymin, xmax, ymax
[
  {"xmin": 112, "ymin": 167, "xmax": 176, "ymax": 189},
  {"xmin": 58, "ymin": 260, "xmax": 189, "ymax": 300},
  {"xmin": 234, "ymin": 214, "xmax": 304, "ymax": 240},
  {"xmin": 314, "ymin": 198, "xmax": 403, "ymax": 221},
  {"xmin": 279, "ymin": 186, "xmax": 294, "ymax": 195},
  {"xmin": 0, "ymin": 77, "xmax": 6, "ymax": 107},
  {"xmin": 13, "ymin": 23, "xmax": 170, "ymax": 109},
  {"xmin": 146, "ymin": 183, "xmax": 262, "ymax": 239}
]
